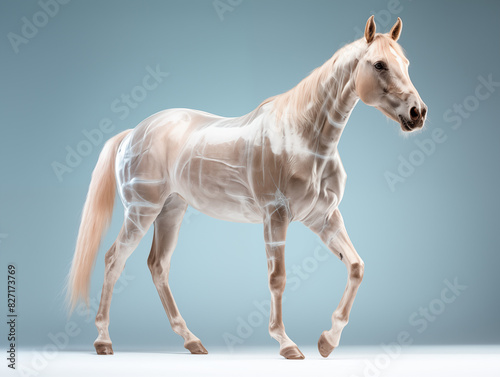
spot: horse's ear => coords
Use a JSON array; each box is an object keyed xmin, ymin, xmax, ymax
[
  {"xmin": 389, "ymin": 17, "xmax": 402, "ymax": 41},
  {"xmin": 364, "ymin": 15, "xmax": 376, "ymax": 43}
]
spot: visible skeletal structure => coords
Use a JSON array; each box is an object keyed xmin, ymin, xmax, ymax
[{"xmin": 67, "ymin": 16, "xmax": 427, "ymax": 359}]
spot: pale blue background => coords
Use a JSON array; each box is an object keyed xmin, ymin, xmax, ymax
[{"xmin": 1, "ymin": 0, "xmax": 499, "ymax": 351}]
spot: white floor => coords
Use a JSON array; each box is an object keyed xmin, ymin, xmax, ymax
[{"xmin": 13, "ymin": 346, "xmax": 500, "ymax": 377}]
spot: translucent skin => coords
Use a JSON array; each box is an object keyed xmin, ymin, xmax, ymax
[
  {"xmin": 116, "ymin": 105, "xmax": 346, "ymax": 226},
  {"xmin": 69, "ymin": 17, "xmax": 427, "ymax": 359}
]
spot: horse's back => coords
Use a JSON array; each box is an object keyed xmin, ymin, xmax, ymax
[
  {"xmin": 114, "ymin": 108, "xmax": 264, "ymax": 222},
  {"xmin": 117, "ymin": 107, "xmax": 229, "ymax": 170}
]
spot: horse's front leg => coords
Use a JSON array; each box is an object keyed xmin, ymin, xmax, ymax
[
  {"xmin": 308, "ymin": 208, "xmax": 364, "ymax": 358},
  {"xmin": 263, "ymin": 210, "xmax": 305, "ymax": 360}
]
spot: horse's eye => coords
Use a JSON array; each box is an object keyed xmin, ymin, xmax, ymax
[{"xmin": 374, "ymin": 62, "xmax": 387, "ymax": 71}]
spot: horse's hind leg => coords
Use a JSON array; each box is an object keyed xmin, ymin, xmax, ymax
[
  {"xmin": 147, "ymin": 194, "xmax": 207, "ymax": 354},
  {"xmin": 94, "ymin": 186, "xmax": 165, "ymax": 355}
]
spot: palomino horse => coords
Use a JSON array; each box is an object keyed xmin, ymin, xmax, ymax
[{"xmin": 68, "ymin": 16, "xmax": 427, "ymax": 359}]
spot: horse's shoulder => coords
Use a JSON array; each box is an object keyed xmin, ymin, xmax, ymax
[{"xmin": 320, "ymin": 153, "xmax": 346, "ymax": 182}]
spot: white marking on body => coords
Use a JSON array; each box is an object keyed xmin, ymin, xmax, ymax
[{"xmin": 266, "ymin": 241, "xmax": 286, "ymax": 247}]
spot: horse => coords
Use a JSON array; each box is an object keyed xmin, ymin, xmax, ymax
[{"xmin": 67, "ymin": 16, "xmax": 427, "ymax": 359}]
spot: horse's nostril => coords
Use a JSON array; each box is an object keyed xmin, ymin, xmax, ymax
[
  {"xmin": 410, "ymin": 106, "xmax": 420, "ymax": 121},
  {"xmin": 421, "ymin": 107, "xmax": 427, "ymax": 118}
]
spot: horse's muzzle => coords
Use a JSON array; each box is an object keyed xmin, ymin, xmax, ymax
[{"xmin": 399, "ymin": 114, "xmax": 424, "ymax": 132}]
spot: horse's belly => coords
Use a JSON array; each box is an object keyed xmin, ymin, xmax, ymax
[
  {"xmin": 177, "ymin": 180, "xmax": 262, "ymax": 223},
  {"xmin": 187, "ymin": 193, "xmax": 262, "ymax": 223},
  {"xmin": 172, "ymin": 153, "xmax": 262, "ymax": 223}
]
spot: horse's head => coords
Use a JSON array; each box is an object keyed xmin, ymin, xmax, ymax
[{"xmin": 355, "ymin": 16, "xmax": 427, "ymax": 132}]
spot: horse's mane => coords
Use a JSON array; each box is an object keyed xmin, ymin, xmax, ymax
[
  {"xmin": 258, "ymin": 53, "xmax": 336, "ymax": 130},
  {"xmin": 259, "ymin": 35, "xmax": 405, "ymax": 133}
]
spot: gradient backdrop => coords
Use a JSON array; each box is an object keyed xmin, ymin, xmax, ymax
[{"xmin": 1, "ymin": 0, "xmax": 499, "ymax": 352}]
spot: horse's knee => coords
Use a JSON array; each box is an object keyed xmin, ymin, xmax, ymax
[
  {"xmin": 147, "ymin": 257, "xmax": 158, "ymax": 275},
  {"xmin": 147, "ymin": 256, "xmax": 167, "ymax": 281},
  {"xmin": 147, "ymin": 248, "xmax": 157, "ymax": 271},
  {"xmin": 269, "ymin": 272, "xmax": 286, "ymax": 294},
  {"xmin": 349, "ymin": 262, "xmax": 364, "ymax": 283}
]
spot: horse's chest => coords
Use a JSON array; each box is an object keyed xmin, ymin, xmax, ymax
[{"xmin": 293, "ymin": 156, "xmax": 347, "ymax": 222}]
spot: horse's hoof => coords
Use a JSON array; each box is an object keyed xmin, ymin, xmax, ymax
[
  {"xmin": 318, "ymin": 331, "xmax": 335, "ymax": 358},
  {"xmin": 280, "ymin": 345, "xmax": 305, "ymax": 360},
  {"xmin": 94, "ymin": 341, "xmax": 114, "ymax": 355},
  {"xmin": 184, "ymin": 340, "xmax": 208, "ymax": 354}
]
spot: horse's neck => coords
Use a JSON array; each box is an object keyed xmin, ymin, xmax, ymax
[
  {"xmin": 270, "ymin": 42, "xmax": 362, "ymax": 157},
  {"xmin": 318, "ymin": 59, "xmax": 360, "ymax": 150}
]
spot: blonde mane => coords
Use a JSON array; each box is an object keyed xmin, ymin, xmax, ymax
[
  {"xmin": 260, "ymin": 35, "xmax": 407, "ymax": 134},
  {"xmin": 259, "ymin": 40, "xmax": 365, "ymax": 136},
  {"xmin": 259, "ymin": 54, "xmax": 336, "ymax": 133}
]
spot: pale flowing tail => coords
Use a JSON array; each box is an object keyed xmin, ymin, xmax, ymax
[{"xmin": 67, "ymin": 129, "xmax": 132, "ymax": 313}]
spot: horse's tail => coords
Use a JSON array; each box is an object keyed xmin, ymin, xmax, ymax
[{"xmin": 67, "ymin": 129, "xmax": 132, "ymax": 313}]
